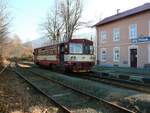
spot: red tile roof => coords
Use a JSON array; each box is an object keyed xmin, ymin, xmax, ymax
[{"xmin": 94, "ymin": 3, "xmax": 150, "ymax": 27}]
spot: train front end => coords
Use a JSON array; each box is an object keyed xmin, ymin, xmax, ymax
[{"xmin": 64, "ymin": 39, "xmax": 95, "ymax": 72}]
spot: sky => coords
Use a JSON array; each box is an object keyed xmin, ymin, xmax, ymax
[{"xmin": 9, "ymin": 0, "xmax": 150, "ymax": 42}]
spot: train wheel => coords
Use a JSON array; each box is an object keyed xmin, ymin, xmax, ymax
[
  {"xmin": 49, "ymin": 64, "xmax": 52, "ymax": 69},
  {"xmin": 51, "ymin": 64, "xmax": 56, "ymax": 71},
  {"xmin": 58, "ymin": 65, "xmax": 65, "ymax": 73}
]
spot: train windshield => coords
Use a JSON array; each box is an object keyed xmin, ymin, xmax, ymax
[
  {"xmin": 83, "ymin": 45, "xmax": 94, "ymax": 54},
  {"xmin": 69, "ymin": 43, "xmax": 83, "ymax": 54}
]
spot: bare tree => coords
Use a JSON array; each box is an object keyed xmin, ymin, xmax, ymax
[
  {"xmin": 9, "ymin": 35, "xmax": 23, "ymax": 58},
  {"xmin": 42, "ymin": 0, "xmax": 63, "ymax": 43},
  {"xmin": 0, "ymin": 0, "xmax": 9, "ymax": 65},
  {"xmin": 60, "ymin": 0, "xmax": 83, "ymax": 41},
  {"xmin": 41, "ymin": 0, "xmax": 83, "ymax": 43},
  {"xmin": 3, "ymin": 35, "xmax": 33, "ymax": 61}
]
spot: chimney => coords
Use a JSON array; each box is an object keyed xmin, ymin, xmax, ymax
[{"xmin": 117, "ymin": 9, "xmax": 120, "ymax": 14}]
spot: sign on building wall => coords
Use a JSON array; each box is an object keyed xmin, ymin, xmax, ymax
[{"xmin": 131, "ymin": 36, "xmax": 150, "ymax": 44}]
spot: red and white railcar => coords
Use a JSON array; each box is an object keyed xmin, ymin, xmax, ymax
[{"xmin": 33, "ymin": 39, "xmax": 95, "ymax": 72}]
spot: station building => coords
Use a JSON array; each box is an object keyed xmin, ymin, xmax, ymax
[{"xmin": 94, "ymin": 3, "xmax": 150, "ymax": 68}]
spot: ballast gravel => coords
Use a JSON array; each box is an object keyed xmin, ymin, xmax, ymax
[
  {"xmin": 31, "ymin": 67, "xmax": 150, "ymax": 113},
  {"xmin": 0, "ymin": 68, "xmax": 64, "ymax": 113}
]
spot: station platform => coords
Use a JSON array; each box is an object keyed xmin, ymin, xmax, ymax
[{"xmin": 92, "ymin": 66, "xmax": 150, "ymax": 84}]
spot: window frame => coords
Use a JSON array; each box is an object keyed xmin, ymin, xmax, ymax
[
  {"xmin": 100, "ymin": 48, "xmax": 107, "ymax": 61},
  {"xmin": 113, "ymin": 47, "xmax": 120, "ymax": 62},
  {"xmin": 113, "ymin": 28, "xmax": 120, "ymax": 41},
  {"xmin": 129, "ymin": 24, "xmax": 137, "ymax": 39},
  {"xmin": 69, "ymin": 43, "xmax": 83, "ymax": 54}
]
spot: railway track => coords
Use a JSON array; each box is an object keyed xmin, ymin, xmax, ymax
[
  {"xmin": 31, "ymin": 65, "xmax": 150, "ymax": 94},
  {"xmin": 67, "ymin": 72, "xmax": 150, "ymax": 94},
  {"xmin": 18, "ymin": 61, "xmax": 150, "ymax": 94},
  {"xmin": 13, "ymin": 67, "xmax": 134, "ymax": 113},
  {"xmin": 13, "ymin": 69, "xmax": 71, "ymax": 113},
  {"xmin": 0, "ymin": 63, "xmax": 10, "ymax": 75}
]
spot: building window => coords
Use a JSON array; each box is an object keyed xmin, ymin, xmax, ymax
[
  {"xmin": 113, "ymin": 47, "xmax": 120, "ymax": 62},
  {"xmin": 113, "ymin": 28, "xmax": 120, "ymax": 41},
  {"xmin": 129, "ymin": 24, "xmax": 137, "ymax": 39},
  {"xmin": 101, "ymin": 48, "xmax": 107, "ymax": 61},
  {"xmin": 100, "ymin": 31, "xmax": 107, "ymax": 43}
]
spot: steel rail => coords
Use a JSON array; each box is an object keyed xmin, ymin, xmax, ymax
[
  {"xmin": 13, "ymin": 69, "xmax": 73, "ymax": 113},
  {"xmin": 32, "ymin": 65, "xmax": 150, "ymax": 92},
  {"xmin": 0, "ymin": 63, "xmax": 10, "ymax": 75},
  {"xmin": 29, "ymin": 70, "xmax": 135, "ymax": 113}
]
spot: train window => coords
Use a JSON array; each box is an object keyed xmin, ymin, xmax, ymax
[
  {"xmin": 61, "ymin": 47, "xmax": 64, "ymax": 52},
  {"xmin": 69, "ymin": 43, "xmax": 83, "ymax": 54},
  {"xmin": 83, "ymin": 45, "xmax": 90, "ymax": 54},
  {"xmin": 90, "ymin": 46, "xmax": 94, "ymax": 54},
  {"xmin": 83, "ymin": 45, "xmax": 94, "ymax": 54}
]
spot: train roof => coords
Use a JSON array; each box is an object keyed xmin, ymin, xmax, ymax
[
  {"xmin": 67, "ymin": 39, "xmax": 93, "ymax": 44},
  {"xmin": 34, "ymin": 39, "xmax": 93, "ymax": 50}
]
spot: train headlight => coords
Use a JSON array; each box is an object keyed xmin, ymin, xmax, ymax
[
  {"xmin": 70, "ymin": 56, "xmax": 76, "ymax": 60},
  {"xmin": 90, "ymin": 56, "xmax": 95, "ymax": 60},
  {"xmin": 93, "ymin": 57, "xmax": 95, "ymax": 59},
  {"xmin": 71, "ymin": 56, "xmax": 74, "ymax": 60},
  {"xmin": 65, "ymin": 45, "xmax": 68, "ymax": 49},
  {"xmin": 73, "ymin": 56, "xmax": 76, "ymax": 59}
]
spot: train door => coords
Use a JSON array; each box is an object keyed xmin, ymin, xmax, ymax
[
  {"xmin": 33, "ymin": 49, "xmax": 38, "ymax": 63},
  {"xmin": 60, "ymin": 44, "xmax": 65, "ymax": 64}
]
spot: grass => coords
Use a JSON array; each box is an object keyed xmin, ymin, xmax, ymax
[{"xmin": 92, "ymin": 65, "xmax": 150, "ymax": 76}]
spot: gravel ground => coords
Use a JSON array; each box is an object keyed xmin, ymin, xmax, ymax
[
  {"xmin": 0, "ymin": 68, "xmax": 64, "ymax": 113},
  {"xmin": 17, "ymin": 63, "xmax": 150, "ymax": 113},
  {"xmin": 30, "ymin": 66, "xmax": 150, "ymax": 113},
  {"xmin": 119, "ymin": 94, "xmax": 150, "ymax": 113},
  {"xmin": 0, "ymin": 67, "xmax": 2, "ymax": 71},
  {"xmin": 17, "ymin": 67, "xmax": 119, "ymax": 113}
]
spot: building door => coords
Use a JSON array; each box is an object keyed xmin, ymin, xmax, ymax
[{"xmin": 130, "ymin": 49, "xmax": 137, "ymax": 67}]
